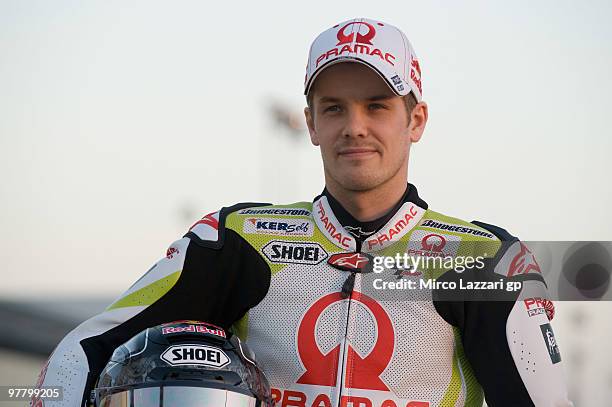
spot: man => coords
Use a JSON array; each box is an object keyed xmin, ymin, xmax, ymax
[{"xmin": 35, "ymin": 18, "xmax": 572, "ymax": 406}]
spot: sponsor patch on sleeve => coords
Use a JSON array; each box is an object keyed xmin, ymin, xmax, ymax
[
  {"xmin": 539, "ymin": 323, "xmax": 561, "ymax": 364},
  {"xmin": 524, "ymin": 297, "xmax": 555, "ymax": 320}
]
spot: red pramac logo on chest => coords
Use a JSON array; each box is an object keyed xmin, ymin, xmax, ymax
[{"xmin": 297, "ymin": 291, "xmax": 394, "ymax": 391}]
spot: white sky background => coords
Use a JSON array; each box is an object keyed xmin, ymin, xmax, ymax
[{"xmin": 1, "ymin": 0, "xmax": 611, "ymax": 298}]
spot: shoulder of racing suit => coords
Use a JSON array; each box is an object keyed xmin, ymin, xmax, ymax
[
  {"xmin": 417, "ymin": 209, "xmax": 546, "ymax": 282},
  {"xmin": 418, "ymin": 209, "xmax": 511, "ymax": 243},
  {"xmin": 184, "ymin": 202, "xmax": 272, "ymax": 248},
  {"xmin": 422, "ymin": 210, "xmax": 570, "ymax": 406},
  {"xmin": 185, "ymin": 201, "xmax": 313, "ymax": 252}
]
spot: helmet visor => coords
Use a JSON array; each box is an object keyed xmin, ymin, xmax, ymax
[{"xmin": 99, "ymin": 386, "xmax": 258, "ymax": 407}]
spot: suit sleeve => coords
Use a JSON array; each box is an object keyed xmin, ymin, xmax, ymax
[
  {"xmin": 434, "ymin": 222, "xmax": 573, "ymax": 407},
  {"xmin": 31, "ymin": 206, "xmax": 271, "ymax": 406}
]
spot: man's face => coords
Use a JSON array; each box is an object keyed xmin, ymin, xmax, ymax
[{"xmin": 305, "ymin": 62, "xmax": 426, "ymax": 193}]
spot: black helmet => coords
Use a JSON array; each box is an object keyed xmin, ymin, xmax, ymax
[{"xmin": 93, "ymin": 321, "xmax": 273, "ymax": 407}]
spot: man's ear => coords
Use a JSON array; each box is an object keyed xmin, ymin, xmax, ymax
[
  {"xmin": 305, "ymin": 107, "xmax": 319, "ymax": 146},
  {"xmin": 408, "ymin": 101, "xmax": 428, "ymax": 143}
]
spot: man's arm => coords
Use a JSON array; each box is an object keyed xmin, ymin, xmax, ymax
[
  {"xmin": 435, "ymin": 223, "xmax": 573, "ymax": 407},
  {"xmin": 33, "ymin": 206, "xmax": 271, "ymax": 406}
]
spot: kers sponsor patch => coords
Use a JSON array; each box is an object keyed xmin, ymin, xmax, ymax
[
  {"xmin": 420, "ymin": 219, "xmax": 495, "ymax": 239},
  {"xmin": 161, "ymin": 344, "xmax": 230, "ymax": 368},
  {"xmin": 262, "ymin": 241, "xmax": 328, "ymax": 265},
  {"xmin": 238, "ymin": 207, "xmax": 311, "ymax": 217},
  {"xmin": 540, "ymin": 323, "xmax": 561, "ymax": 364},
  {"xmin": 243, "ymin": 218, "xmax": 313, "ymax": 237}
]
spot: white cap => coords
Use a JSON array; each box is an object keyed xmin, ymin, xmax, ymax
[{"xmin": 304, "ymin": 18, "xmax": 422, "ymax": 101}]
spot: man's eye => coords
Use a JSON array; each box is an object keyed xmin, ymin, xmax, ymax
[
  {"xmin": 368, "ymin": 103, "xmax": 386, "ymax": 110},
  {"xmin": 323, "ymin": 105, "xmax": 341, "ymax": 113}
]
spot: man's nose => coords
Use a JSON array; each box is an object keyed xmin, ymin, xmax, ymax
[{"xmin": 342, "ymin": 107, "xmax": 368, "ymax": 138}]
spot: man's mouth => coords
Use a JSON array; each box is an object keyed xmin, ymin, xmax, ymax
[{"xmin": 337, "ymin": 147, "xmax": 378, "ymax": 158}]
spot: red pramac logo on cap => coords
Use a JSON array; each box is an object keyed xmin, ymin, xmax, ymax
[
  {"xmin": 313, "ymin": 21, "xmax": 395, "ymax": 71},
  {"xmin": 336, "ymin": 21, "xmax": 378, "ymax": 46}
]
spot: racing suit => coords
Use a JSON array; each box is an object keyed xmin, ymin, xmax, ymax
[{"xmin": 34, "ymin": 184, "xmax": 573, "ymax": 406}]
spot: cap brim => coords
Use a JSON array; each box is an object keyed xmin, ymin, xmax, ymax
[{"xmin": 304, "ymin": 57, "xmax": 410, "ymax": 98}]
